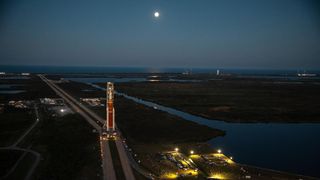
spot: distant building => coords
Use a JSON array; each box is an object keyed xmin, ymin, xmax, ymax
[
  {"xmin": 0, "ymin": 72, "xmax": 5, "ymax": 75},
  {"xmin": 297, "ymin": 70, "xmax": 316, "ymax": 77},
  {"xmin": 80, "ymin": 98, "xmax": 101, "ymax": 107},
  {"xmin": 21, "ymin": 73, "xmax": 30, "ymax": 76},
  {"xmin": 40, "ymin": 98, "xmax": 64, "ymax": 105},
  {"xmin": 8, "ymin": 100, "xmax": 29, "ymax": 109},
  {"xmin": 182, "ymin": 69, "xmax": 192, "ymax": 75},
  {"xmin": 216, "ymin": 69, "xmax": 220, "ymax": 76}
]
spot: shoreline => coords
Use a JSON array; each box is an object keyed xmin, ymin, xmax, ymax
[
  {"xmin": 115, "ymin": 95, "xmax": 320, "ymax": 124},
  {"xmin": 114, "ymin": 79, "xmax": 320, "ymax": 123},
  {"xmin": 10, "ymin": 75, "xmax": 318, "ymax": 179}
]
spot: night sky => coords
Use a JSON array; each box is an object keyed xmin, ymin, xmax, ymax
[{"xmin": 0, "ymin": 0, "xmax": 319, "ymax": 69}]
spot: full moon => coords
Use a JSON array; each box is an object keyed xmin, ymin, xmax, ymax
[{"xmin": 154, "ymin": 11, "xmax": 160, "ymax": 18}]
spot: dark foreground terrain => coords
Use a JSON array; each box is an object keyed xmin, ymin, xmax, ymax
[
  {"xmin": 0, "ymin": 108, "xmax": 34, "ymax": 147},
  {"xmin": 115, "ymin": 77, "xmax": 320, "ymax": 123},
  {"xmin": 0, "ymin": 75, "xmax": 58, "ymax": 102},
  {"xmin": 0, "ymin": 74, "xmax": 102, "ymax": 180},
  {"xmin": 32, "ymin": 112, "xmax": 101, "ymax": 180},
  {"xmin": 57, "ymin": 79, "xmax": 318, "ymax": 179},
  {"xmin": 2, "ymin": 73, "xmax": 318, "ymax": 179},
  {"xmin": 58, "ymin": 79, "xmax": 227, "ymax": 178},
  {"xmin": 58, "ymin": 80, "xmax": 225, "ymax": 144}
]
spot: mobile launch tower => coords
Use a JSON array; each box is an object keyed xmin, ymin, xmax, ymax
[{"xmin": 102, "ymin": 82, "xmax": 116, "ymax": 138}]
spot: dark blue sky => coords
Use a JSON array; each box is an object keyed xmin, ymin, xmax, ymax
[{"xmin": 0, "ymin": 0, "xmax": 319, "ymax": 69}]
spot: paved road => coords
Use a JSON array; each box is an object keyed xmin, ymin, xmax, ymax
[
  {"xmin": 0, "ymin": 146, "xmax": 41, "ymax": 180},
  {"xmin": 39, "ymin": 75, "xmax": 133, "ymax": 180},
  {"xmin": 115, "ymin": 139, "xmax": 135, "ymax": 180},
  {"xmin": 87, "ymin": 82, "xmax": 158, "ymax": 179},
  {"xmin": 40, "ymin": 75, "xmax": 105, "ymax": 125},
  {"xmin": 119, "ymin": 137, "xmax": 156, "ymax": 179},
  {"xmin": 0, "ymin": 105, "xmax": 41, "ymax": 180},
  {"xmin": 11, "ymin": 105, "xmax": 40, "ymax": 147},
  {"xmin": 39, "ymin": 75, "xmax": 102, "ymax": 131},
  {"xmin": 100, "ymin": 139, "xmax": 117, "ymax": 180}
]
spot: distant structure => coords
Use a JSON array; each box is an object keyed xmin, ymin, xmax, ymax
[
  {"xmin": 182, "ymin": 69, "xmax": 192, "ymax": 75},
  {"xmin": 297, "ymin": 70, "xmax": 316, "ymax": 77},
  {"xmin": 216, "ymin": 69, "xmax": 220, "ymax": 76},
  {"xmin": 106, "ymin": 82, "xmax": 115, "ymax": 132}
]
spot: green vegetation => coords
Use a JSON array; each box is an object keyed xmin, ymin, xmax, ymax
[
  {"xmin": 0, "ymin": 75, "xmax": 58, "ymax": 102},
  {"xmin": 5, "ymin": 152, "xmax": 36, "ymax": 180},
  {"xmin": 0, "ymin": 150, "xmax": 23, "ymax": 177},
  {"xmin": 0, "ymin": 75, "xmax": 104, "ymax": 179},
  {"xmin": 115, "ymin": 96, "xmax": 224, "ymax": 143},
  {"xmin": 41, "ymin": 75, "xmax": 319, "ymax": 179},
  {"xmin": 59, "ymin": 81, "xmax": 102, "ymax": 98},
  {"xmin": 133, "ymin": 169, "xmax": 148, "ymax": 180},
  {"xmin": 58, "ymin": 80, "xmax": 224, "ymax": 143},
  {"xmin": 32, "ymin": 111, "xmax": 102, "ymax": 180},
  {"xmin": 115, "ymin": 79, "xmax": 320, "ymax": 123},
  {"xmin": 58, "ymin": 80, "xmax": 225, "ymax": 178},
  {"xmin": 0, "ymin": 108, "xmax": 34, "ymax": 146}
]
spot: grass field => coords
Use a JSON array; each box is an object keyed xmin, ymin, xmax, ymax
[
  {"xmin": 115, "ymin": 78, "xmax": 320, "ymax": 123},
  {"xmin": 58, "ymin": 80, "xmax": 225, "ymax": 144},
  {"xmin": 5, "ymin": 152, "xmax": 36, "ymax": 180},
  {"xmin": 0, "ymin": 108, "xmax": 34, "ymax": 147},
  {"xmin": 0, "ymin": 75, "xmax": 58, "ymax": 102},
  {"xmin": 31, "ymin": 109, "xmax": 102, "ymax": 180},
  {"xmin": 0, "ymin": 150, "xmax": 23, "ymax": 177}
]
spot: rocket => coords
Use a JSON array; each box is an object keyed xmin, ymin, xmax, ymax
[{"xmin": 106, "ymin": 82, "xmax": 115, "ymax": 132}]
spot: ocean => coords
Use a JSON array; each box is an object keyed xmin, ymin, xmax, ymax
[{"xmin": 1, "ymin": 65, "xmax": 320, "ymax": 76}]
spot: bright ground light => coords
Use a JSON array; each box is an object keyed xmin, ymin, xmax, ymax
[{"xmin": 154, "ymin": 11, "xmax": 160, "ymax": 18}]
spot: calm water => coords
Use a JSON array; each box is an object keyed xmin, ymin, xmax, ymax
[
  {"xmin": 0, "ymin": 76, "xmax": 30, "ymax": 80},
  {"xmin": 66, "ymin": 77, "xmax": 202, "ymax": 83},
  {"xmin": 0, "ymin": 90, "xmax": 26, "ymax": 94},
  {"xmin": 116, "ymin": 92, "xmax": 320, "ymax": 178},
  {"xmin": 0, "ymin": 84, "xmax": 24, "ymax": 88},
  {"xmin": 1, "ymin": 65, "xmax": 320, "ymax": 76},
  {"xmin": 0, "ymin": 84, "xmax": 25, "ymax": 94},
  {"xmin": 66, "ymin": 77, "xmax": 147, "ymax": 83},
  {"xmin": 1, "ymin": 66, "xmax": 319, "ymax": 176},
  {"xmin": 83, "ymin": 80, "xmax": 320, "ymax": 177},
  {"xmin": 3, "ymin": 64, "xmax": 317, "ymax": 176}
]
